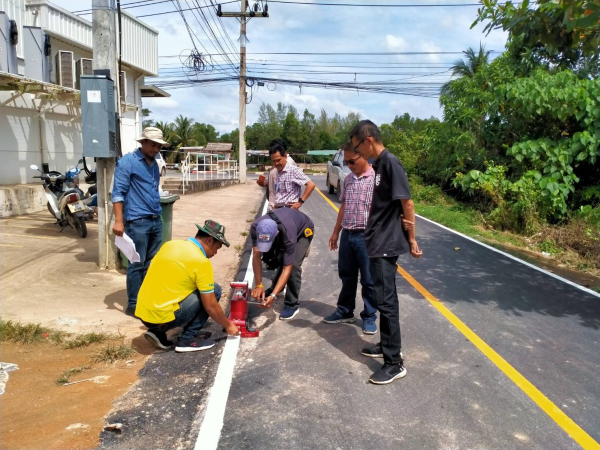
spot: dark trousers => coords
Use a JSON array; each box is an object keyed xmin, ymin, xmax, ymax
[
  {"xmin": 142, "ymin": 284, "xmax": 222, "ymax": 341},
  {"xmin": 369, "ymin": 256, "xmax": 402, "ymax": 364},
  {"xmin": 125, "ymin": 217, "xmax": 163, "ymax": 309},
  {"xmin": 270, "ymin": 237, "xmax": 311, "ymax": 309},
  {"xmin": 337, "ymin": 230, "xmax": 377, "ymax": 320}
]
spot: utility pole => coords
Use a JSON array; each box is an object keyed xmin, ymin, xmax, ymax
[
  {"xmin": 92, "ymin": 0, "xmax": 119, "ymax": 269},
  {"xmin": 218, "ymin": 1, "xmax": 269, "ymax": 184}
]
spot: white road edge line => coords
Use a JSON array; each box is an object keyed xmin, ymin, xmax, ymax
[
  {"xmin": 416, "ymin": 213, "xmax": 600, "ymax": 299},
  {"xmin": 194, "ymin": 198, "xmax": 269, "ymax": 450}
]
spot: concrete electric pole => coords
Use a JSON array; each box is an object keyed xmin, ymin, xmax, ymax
[
  {"xmin": 218, "ymin": 1, "xmax": 269, "ymax": 184},
  {"xmin": 92, "ymin": 0, "xmax": 119, "ymax": 269}
]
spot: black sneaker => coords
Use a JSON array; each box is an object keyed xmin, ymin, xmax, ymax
[
  {"xmin": 361, "ymin": 343, "xmax": 383, "ymax": 358},
  {"xmin": 125, "ymin": 305, "xmax": 136, "ymax": 317},
  {"xmin": 361, "ymin": 344, "xmax": 403, "ymax": 359},
  {"xmin": 369, "ymin": 363, "xmax": 407, "ymax": 385},
  {"xmin": 144, "ymin": 330, "xmax": 174, "ymax": 350},
  {"xmin": 175, "ymin": 338, "xmax": 216, "ymax": 353}
]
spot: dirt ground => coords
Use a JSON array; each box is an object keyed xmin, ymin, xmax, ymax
[
  {"xmin": 0, "ymin": 338, "xmax": 153, "ymax": 450},
  {"xmin": 0, "ymin": 180, "xmax": 264, "ymax": 450}
]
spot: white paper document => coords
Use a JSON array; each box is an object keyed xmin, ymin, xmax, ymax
[{"xmin": 115, "ymin": 233, "xmax": 141, "ymax": 263}]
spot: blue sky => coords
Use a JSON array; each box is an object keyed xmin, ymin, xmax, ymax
[{"xmin": 55, "ymin": 0, "xmax": 507, "ymax": 134}]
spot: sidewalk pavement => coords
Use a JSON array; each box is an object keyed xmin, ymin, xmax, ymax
[{"xmin": 0, "ymin": 181, "xmax": 264, "ymax": 337}]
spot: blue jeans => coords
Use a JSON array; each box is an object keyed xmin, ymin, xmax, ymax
[
  {"xmin": 143, "ymin": 284, "xmax": 222, "ymax": 341},
  {"xmin": 125, "ymin": 216, "xmax": 163, "ymax": 308},
  {"xmin": 336, "ymin": 230, "xmax": 377, "ymax": 320}
]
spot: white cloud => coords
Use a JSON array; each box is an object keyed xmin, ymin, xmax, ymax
[{"xmin": 385, "ymin": 35, "xmax": 408, "ymax": 51}]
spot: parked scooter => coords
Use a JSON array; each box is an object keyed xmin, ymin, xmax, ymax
[
  {"xmin": 82, "ymin": 156, "xmax": 98, "ymax": 209},
  {"xmin": 30, "ymin": 164, "xmax": 88, "ymax": 238},
  {"xmin": 65, "ymin": 159, "xmax": 96, "ymax": 221}
]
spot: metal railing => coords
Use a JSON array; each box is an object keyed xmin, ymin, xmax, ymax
[
  {"xmin": 190, "ymin": 153, "xmax": 238, "ymax": 181},
  {"xmin": 181, "ymin": 152, "xmax": 191, "ymax": 195},
  {"xmin": 178, "ymin": 152, "xmax": 238, "ymax": 195}
]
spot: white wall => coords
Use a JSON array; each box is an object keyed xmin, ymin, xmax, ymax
[{"xmin": 0, "ymin": 96, "xmax": 84, "ymax": 185}]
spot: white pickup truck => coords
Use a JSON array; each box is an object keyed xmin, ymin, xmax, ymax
[{"xmin": 326, "ymin": 149, "xmax": 351, "ymax": 201}]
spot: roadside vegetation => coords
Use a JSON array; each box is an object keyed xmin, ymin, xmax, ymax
[{"xmin": 0, "ymin": 320, "xmax": 119, "ymax": 349}]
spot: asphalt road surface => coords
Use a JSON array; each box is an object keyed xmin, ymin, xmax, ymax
[{"xmin": 217, "ymin": 175, "xmax": 599, "ymax": 450}]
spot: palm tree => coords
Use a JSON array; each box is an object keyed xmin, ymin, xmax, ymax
[
  {"xmin": 154, "ymin": 120, "xmax": 178, "ymax": 163},
  {"xmin": 441, "ymin": 44, "xmax": 491, "ymax": 95},
  {"xmin": 173, "ymin": 115, "xmax": 199, "ymax": 148}
]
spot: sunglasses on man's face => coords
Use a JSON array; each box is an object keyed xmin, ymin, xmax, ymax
[
  {"xmin": 352, "ymin": 137, "xmax": 367, "ymax": 153},
  {"xmin": 344, "ymin": 155, "xmax": 362, "ymax": 165}
]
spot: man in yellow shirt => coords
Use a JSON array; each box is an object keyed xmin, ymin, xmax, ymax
[{"xmin": 136, "ymin": 220, "xmax": 240, "ymax": 352}]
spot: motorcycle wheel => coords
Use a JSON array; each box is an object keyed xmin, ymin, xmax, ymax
[{"xmin": 73, "ymin": 214, "xmax": 88, "ymax": 238}]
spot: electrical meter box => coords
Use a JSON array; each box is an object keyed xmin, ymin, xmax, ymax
[{"xmin": 80, "ymin": 75, "xmax": 117, "ymax": 157}]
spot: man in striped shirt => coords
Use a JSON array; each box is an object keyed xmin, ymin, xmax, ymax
[{"xmin": 325, "ymin": 141, "xmax": 378, "ymax": 334}]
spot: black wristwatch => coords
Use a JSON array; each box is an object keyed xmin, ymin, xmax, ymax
[{"xmin": 298, "ymin": 198, "xmax": 305, "ymax": 204}]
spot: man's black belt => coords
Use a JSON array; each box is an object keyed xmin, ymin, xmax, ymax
[
  {"xmin": 344, "ymin": 228, "xmax": 365, "ymax": 234},
  {"xmin": 130, "ymin": 214, "xmax": 160, "ymax": 221}
]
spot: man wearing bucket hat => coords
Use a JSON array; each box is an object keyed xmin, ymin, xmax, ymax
[
  {"xmin": 112, "ymin": 127, "xmax": 168, "ymax": 317},
  {"xmin": 249, "ymin": 208, "xmax": 314, "ymax": 320},
  {"xmin": 135, "ymin": 220, "xmax": 241, "ymax": 352}
]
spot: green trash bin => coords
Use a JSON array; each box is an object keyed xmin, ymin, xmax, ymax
[{"xmin": 120, "ymin": 194, "xmax": 181, "ymax": 269}]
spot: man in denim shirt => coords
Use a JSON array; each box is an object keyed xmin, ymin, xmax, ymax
[{"xmin": 112, "ymin": 127, "xmax": 167, "ymax": 316}]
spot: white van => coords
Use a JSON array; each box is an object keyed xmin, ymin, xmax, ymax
[{"xmin": 155, "ymin": 153, "xmax": 167, "ymax": 177}]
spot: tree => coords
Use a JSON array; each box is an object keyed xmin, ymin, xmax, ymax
[
  {"xmin": 473, "ymin": 0, "xmax": 600, "ymax": 73},
  {"xmin": 142, "ymin": 108, "xmax": 154, "ymax": 128},
  {"xmin": 173, "ymin": 115, "xmax": 198, "ymax": 148},
  {"xmin": 441, "ymin": 44, "xmax": 491, "ymax": 95}
]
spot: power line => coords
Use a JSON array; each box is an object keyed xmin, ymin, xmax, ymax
[
  {"xmin": 182, "ymin": 0, "xmax": 240, "ymax": 74},
  {"xmin": 75, "ymin": 0, "xmax": 238, "ymax": 16},
  {"xmin": 159, "ymin": 50, "xmax": 501, "ymax": 57},
  {"xmin": 268, "ymin": 0, "xmax": 497, "ymax": 6}
]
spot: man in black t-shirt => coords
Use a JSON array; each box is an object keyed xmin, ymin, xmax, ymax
[{"xmin": 350, "ymin": 120, "xmax": 423, "ymax": 385}]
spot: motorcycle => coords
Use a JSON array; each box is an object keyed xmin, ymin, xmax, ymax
[
  {"xmin": 64, "ymin": 159, "xmax": 97, "ymax": 221},
  {"xmin": 30, "ymin": 164, "xmax": 88, "ymax": 238}
]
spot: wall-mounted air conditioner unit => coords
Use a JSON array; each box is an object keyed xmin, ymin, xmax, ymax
[
  {"xmin": 76, "ymin": 58, "xmax": 93, "ymax": 89},
  {"xmin": 119, "ymin": 70, "xmax": 127, "ymax": 104},
  {"xmin": 9, "ymin": 19, "xmax": 18, "ymax": 45},
  {"xmin": 55, "ymin": 50, "xmax": 74, "ymax": 88},
  {"xmin": 0, "ymin": 12, "xmax": 18, "ymax": 75},
  {"xmin": 23, "ymin": 26, "xmax": 51, "ymax": 82}
]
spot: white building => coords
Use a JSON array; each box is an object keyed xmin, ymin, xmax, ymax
[{"xmin": 0, "ymin": 0, "xmax": 168, "ymax": 216}]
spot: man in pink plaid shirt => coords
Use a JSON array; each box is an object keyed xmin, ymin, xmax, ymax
[
  {"xmin": 325, "ymin": 141, "xmax": 379, "ymax": 334},
  {"xmin": 269, "ymin": 139, "xmax": 316, "ymax": 209}
]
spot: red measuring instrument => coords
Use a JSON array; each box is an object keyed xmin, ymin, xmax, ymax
[{"xmin": 229, "ymin": 281, "xmax": 260, "ymax": 338}]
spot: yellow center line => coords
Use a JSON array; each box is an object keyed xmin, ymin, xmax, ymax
[
  {"xmin": 315, "ymin": 186, "xmax": 340, "ymax": 212},
  {"xmin": 1, "ymin": 233, "xmax": 58, "ymax": 240},
  {"xmin": 315, "ymin": 185, "xmax": 600, "ymax": 450}
]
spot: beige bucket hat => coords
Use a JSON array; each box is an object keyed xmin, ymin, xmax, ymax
[{"xmin": 136, "ymin": 127, "xmax": 168, "ymax": 146}]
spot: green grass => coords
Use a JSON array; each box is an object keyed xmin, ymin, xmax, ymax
[
  {"xmin": 56, "ymin": 365, "xmax": 87, "ymax": 385},
  {"xmin": 411, "ymin": 177, "xmax": 528, "ymax": 250},
  {"xmin": 0, "ymin": 320, "xmax": 67, "ymax": 345},
  {"xmin": 92, "ymin": 343, "xmax": 136, "ymax": 364},
  {"xmin": 63, "ymin": 332, "xmax": 116, "ymax": 349},
  {"xmin": 240, "ymin": 231, "xmax": 248, "ymax": 237},
  {"xmin": 1, "ymin": 320, "xmax": 121, "ymax": 350}
]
